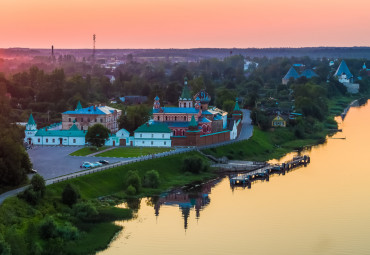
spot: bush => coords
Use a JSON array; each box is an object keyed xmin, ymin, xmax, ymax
[
  {"xmin": 56, "ymin": 222, "xmax": 79, "ymax": 240},
  {"xmin": 72, "ymin": 201, "xmax": 99, "ymax": 221},
  {"xmin": 62, "ymin": 184, "xmax": 80, "ymax": 206},
  {"xmin": 182, "ymin": 156, "xmax": 208, "ymax": 174},
  {"xmin": 0, "ymin": 234, "xmax": 11, "ymax": 255},
  {"xmin": 126, "ymin": 185, "xmax": 136, "ymax": 196},
  {"xmin": 39, "ymin": 216, "xmax": 58, "ymax": 239},
  {"xmin": 39, "ymin": 217, "xmax": 79, "ymax": 241},
  {"xmin": 18, "ymin": 187, "xmax": 39, "ymax": 205},
  {"xmin": 125, "ymin": 170, "xmax": 141, "ymax": 192},
  {"xmin": 143, "ymin": 170, "xmax": 160, "ymax": 188},
  {"xmin": 30, "ymin": 174, "xmax": 46, "ymax": 197}
]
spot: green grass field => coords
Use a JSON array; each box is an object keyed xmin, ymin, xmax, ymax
[
  {"xmin": 48, "ymin": 151, "xmax": 212, "ymax": 199},
  {"xmin": 70, "ymin": 146, "xmax": 108, "ymax": 156},
  {"xmin": 202, "ymin": 128, "xmax": 324, "ymax": 162},
  {"xmin": 95, "ymin": 147, "xmax": 173, "ymax": 158}
]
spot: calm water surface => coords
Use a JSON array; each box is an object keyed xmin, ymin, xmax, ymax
[{"xmin": 100, "ymin": 101, "xmax": 370, "ymax": 255}]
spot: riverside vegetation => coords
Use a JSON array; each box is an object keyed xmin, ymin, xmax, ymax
[
  {"xmin": 1, "ymin": 55, "xmax": 370, "ymax": 254},
  {"xmin": 0, "ymin": 152, "xmax": 211, "ymax": 255}
]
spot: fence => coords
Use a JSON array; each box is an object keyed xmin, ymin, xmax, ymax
[{"xmin": 50, "ymin": 117, "xmax": 251, "ymax": 184}]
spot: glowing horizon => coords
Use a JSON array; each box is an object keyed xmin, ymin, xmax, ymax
[{"xmin": 1, "ymin": 0, "xmax": 369, "ymax": 49}]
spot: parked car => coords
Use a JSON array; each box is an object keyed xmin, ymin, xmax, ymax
[
  {"xmin": 92, "ymin": 162, "xmax": 103, "ymax": 167},
  {"xmin": 81, "ymin": 162, "xmax": 93, "ymax": 169},
  {"xmin": 98, "ymin": 160, "xmax": 109, "ymax": 165}
]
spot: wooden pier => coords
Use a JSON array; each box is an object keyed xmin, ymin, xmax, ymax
[{"xmin": 230, "ymin": 155, "xmax": 310, "ymax": 186}]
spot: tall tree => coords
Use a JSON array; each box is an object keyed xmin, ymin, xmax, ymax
[{"xmin": 85, "ymin": 124, "xmax": 110, "ymax": 147}]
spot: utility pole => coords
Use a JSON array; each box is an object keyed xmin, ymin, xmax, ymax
[{"xmin": 92, "ymin": 34, "xmax": 96, "ymax": 65}]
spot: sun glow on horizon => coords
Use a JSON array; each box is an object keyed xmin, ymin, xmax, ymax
[{"xmin": 0, "ymin": 0, "xmax": 369, "ymax": 48}]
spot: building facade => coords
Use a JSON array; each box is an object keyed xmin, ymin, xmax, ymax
[{"xmin": 62, "ymin": 102, "xmax": 121, "ymax": 133}]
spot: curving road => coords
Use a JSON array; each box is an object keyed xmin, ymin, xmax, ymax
[{"xmin": 0, "ymin": 110, "xmax": 254, "ymax": 204}]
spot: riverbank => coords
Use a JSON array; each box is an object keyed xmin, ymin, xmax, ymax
[
  {"xmin": 203, "ymin": 95, "xmax": 368, "ymax": 162},
  {"xmin": 0, "ymin": 151, "xmax": 216, "ymax": 255}
]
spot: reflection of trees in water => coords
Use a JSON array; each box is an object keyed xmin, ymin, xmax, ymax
[{"xmin": 126, "ymin": 198, "xmax": 141, "ymax": 212}]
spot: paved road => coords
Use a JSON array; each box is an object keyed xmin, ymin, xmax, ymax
[
  {"xmin": 0, "ymin": 110, "xmax": 254, "ymax": 204},
  {"xmin": 27, "ymin": 146, "xmax": 126, "ymax": 180},
  {"xmin": 237, "ymin": 109, "xmax": 253, "ymax": 141}
]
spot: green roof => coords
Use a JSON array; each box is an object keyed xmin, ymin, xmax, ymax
[
  {"xmin": 135, "ymin": 122, "xmax": 171, "ymax": 133},
  {"xmin": 180, "ymin": 83, "xmax": 192, "ymax": 100},
  {"xmin": 189, "ymin": 115, "xmax": 197, "ymax": 127},
  {"xmin": 35, "ymin": 128, "xmax": 85, "ymax": 137},
  {"xmin": 233, "ymin": 98, "xmax": 240, "ymax": 111},
  {"xmin": 27, "ymin": 114, "xmax": 36, "ymax": 125},
  {"xmin": 69, "ymin": 124, "xmax": 80, "ymax": 131},
  {"xmin": 76, "ymin": 101, "xmax": 83, "ymax": 110}
]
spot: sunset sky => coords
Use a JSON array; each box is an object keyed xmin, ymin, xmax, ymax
[{"xmin": 0, "ymin": 0, "xmax": 369, "ymax": 49}]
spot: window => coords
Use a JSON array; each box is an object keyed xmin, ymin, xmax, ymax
[
  {"xmin": 184, "ymin": 116, "xmax": 186, "ymax": 121},
  {"xmin": 88, "ymin": 118, "xmax": 90, "ymax": 122},
  {"xmin": 52, "ymin": 139, "xmax": 55, "ymax": 143},
  {"xmin": 175, "ymin": 116, "xmax": 177, "ymax": 121},
  {"xmin": 142, "ymin": 141, "xmax": 144, "ymax": 144},
  {"xmin": 157, "ymin": 116, "xmax": 160, "ymax": 120},
  {"xmin": 151, "ymin": 134, "xmax": 154, "ymax": 138},
  {"xmin": 100, "ymin": 119, "xmax": 103, "ymax": 123},
  {"xmin": 95, "ymin": 119, "xmax": 97, "ymax": 122},
  {"xmin": 73, "ymin": 139, "xmax": 76, "ymax": 143},
  {"xmin": 165, "ymin": 116, "xmax": 168, "ymax": 121},
  {"xmin": 151, "ymin": 141, "xmax": 153, "ymax": 145},
  {"xmin": 162, "ymin": 134, "xmax": 164, "ymax": 138},
  {"xmin": 164, "ymin": 142, "xmax": 166, "ymax": 145},
  {"xmin": 69, "ymin": 118, "xmax": 71, "ymax": 122},
  {"xmin": 38, "ymin": 138, "xmax": 40, "ymax": 143},
  {"xmin": 46, "ymin": 139, "xmax": 48, "ymax": 143},
  {"xmin": 140, "ymin": 134, "xmax": 142, "ymax": 138}
]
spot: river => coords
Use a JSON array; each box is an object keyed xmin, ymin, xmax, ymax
[{"xmin": 100, "ymin": 100, "xmax": 370, "ymax": 255}]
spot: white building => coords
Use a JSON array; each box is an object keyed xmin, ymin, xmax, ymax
[
  {"xmin": 134, "ymin": 122, "xmax": 172, "ymax": 147},
  {"xmin": 25, "ymin": 114, "xmax": 133, "ymax": 146}
]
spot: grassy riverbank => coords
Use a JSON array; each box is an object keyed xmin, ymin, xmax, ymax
[
  {"xmin": 203, "ymin": 128, "xmax": 323, "ymax": 162},
  {"xmin": 203, "ymin": 95, "xmax": 369, "ymax": 162},
  {"xmin": 0, "ymin": 151, "xmax": 214, "ymax": 255}
]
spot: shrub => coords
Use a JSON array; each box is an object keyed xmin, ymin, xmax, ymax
[
  {"xmin": 0, "ymin": 234, "xmax": 11, "ymax": 255},
  {"xmin": 56, "ymin": 222, "xmax": 79, "ymax": 240},
  {"xmin": 125, "ymin": 170, "xmax": 141, "ymax": 192},
  {"xmin": 182, "ymin": 156, "xmax": 208, "ymax": 174},
  {"xmin": 126, "ymin": 185, "xmax": 136, "ymax": 196},
  {"xmin": 72, "ymin": 201, "xmax": 99, "ymax": 221},
  {"xmin": 39, "ymin": 216, "xmax": 58, "ymax": 239},
  {"xmin": 30, "ymin": 174, "xmax": 46, "ymax": 197},
  {"xmin": 143, "ymin": 170, "xmax": 160, "ymax": 188},
  {"xmin": 18, "ymin": 187, "xmax": 39, "ymax": 205},
  {"xmin": 62, "ymin": 184, "xmax": 80, "ymax": 206}
]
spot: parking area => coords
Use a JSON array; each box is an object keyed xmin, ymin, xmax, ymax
[{"xmin": 27, "ymin": 146, "xmax": 127, "ymax": 180}]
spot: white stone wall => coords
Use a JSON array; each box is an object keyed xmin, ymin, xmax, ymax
[
  {"xmin": 32, "ymin": 136, "xmax": 85, "ymax": 146},
  {"xmin": 134, "ymin": 139, "xmax": 171, "ymax": 147},
  {"xmin": 134, "ymin": 132, "xmax": 171, "ymax": 147}
]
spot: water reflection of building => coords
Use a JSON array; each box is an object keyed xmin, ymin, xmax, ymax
[{"xmin": 154, "ymin": 179, "xmax": 220, "ymax": 230}]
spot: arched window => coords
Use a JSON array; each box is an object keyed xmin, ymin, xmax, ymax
[
  {"xmin": 184, "ymin": 116, "xmax": 186, "ymax": 121},
  {"xmin": 182, "ymin": 130, "xmax": 185, "ymax": 136},
  {"xmin": 165, "ymin": 116, "xmax": 168, "ymax": 121},
  {"xmin": 175, "ymin": 116, "xmax": 177, "ymax": 121}
]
